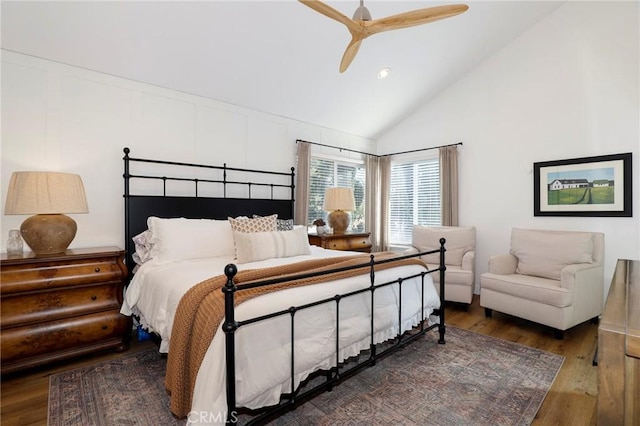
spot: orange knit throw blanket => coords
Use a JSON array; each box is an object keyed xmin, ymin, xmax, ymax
[{"xmin": 164, "ymin": 252, "xmax": 427, "ymax": 417}]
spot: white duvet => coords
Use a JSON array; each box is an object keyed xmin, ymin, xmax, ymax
[{"xmin": 121, "ymin": 246, "xmax": 440, "ymax": 425}]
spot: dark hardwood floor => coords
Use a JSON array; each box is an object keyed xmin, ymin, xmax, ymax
[{"xmin": 1, "ymin": 295, "xmax": 598, "ymax": 425}]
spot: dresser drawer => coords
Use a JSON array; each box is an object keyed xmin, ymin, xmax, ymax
[
  {"xmin": 1, "ymin": 284, "xmax": 122, "ymax": 328},
  {"xmin": 309, "ymin": 232, "xmax": 372, "ymax": 253},
  {"xmin": 327, "ymin": 236, "xmax": 371, "ymax": 251},
  {"xmin": 0, "ymin": 310, "xmax": 130, "ymax": 365},
  {"xmin": 0, "ymin": 247, "xmax": 130, "ymax": 373},
  {"xmin": 1, "ymin": 258, "xmax": 123, "ymax": 295}
]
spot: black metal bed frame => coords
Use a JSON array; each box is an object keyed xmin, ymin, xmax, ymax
[
  {"xmin": 223, "ymin": 247, "xmax": 446, "ymax": 424},
  {"xmin": 123, "ymin": 147, "xmax": 295, "ymax": 276},
  {"xmin": 122, "ymin": 147, "xmax": 446, "ymax": 424}
]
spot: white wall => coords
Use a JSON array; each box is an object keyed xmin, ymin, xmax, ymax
[
  {"xmin": 1, "ymin": 50, "xmax": 375, "ymax": 251},
  {"xmin": 377, "ymin": 1, "xmax": 640, "ymax": 296}
]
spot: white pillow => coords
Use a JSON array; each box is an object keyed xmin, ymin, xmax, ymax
[
  {"xmin": 146, "ymin": 217, "xmax": 235, "ymax": 263},
  {"xmin": 233, "ymin": 227, "xmax": 311, "ymax": 264}
]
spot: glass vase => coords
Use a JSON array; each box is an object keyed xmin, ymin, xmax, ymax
[{"xmin": 7, "ymin": 229, "xmax": 23, "ymax": 256}]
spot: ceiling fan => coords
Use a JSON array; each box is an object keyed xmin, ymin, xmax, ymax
[{"xmin": 299, "ymin": 0, "xmax": 469, "ymax": 73}]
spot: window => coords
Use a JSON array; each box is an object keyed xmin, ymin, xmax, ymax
[
  {"xmin": 308, "ymin": 156, "xmax": 366, "ymax": 231},
  {"xmin": 389, "ymin": 157, "xmax": 440, "ymax": 245}
]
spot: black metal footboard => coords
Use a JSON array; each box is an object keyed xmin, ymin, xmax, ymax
[{"xmin": 222, "ymin": 239, "xmax": 446, "ymax": 424}]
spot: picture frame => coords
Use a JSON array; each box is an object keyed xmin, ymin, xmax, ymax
[{"xmin": 534, "ymin": 153, "xmax": 632, "ymax": 217}]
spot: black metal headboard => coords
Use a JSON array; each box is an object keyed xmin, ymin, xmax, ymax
[{"xmin": 123, "ymin": 147, "xmax": 295, "ymax": 278}]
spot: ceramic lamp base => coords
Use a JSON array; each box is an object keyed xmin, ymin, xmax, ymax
[
  {"xmin": 328, "ymin": 210, "xmax": 350, "ymax": 234},
  {"xmin": 20, "ymin": 214, "xmax": 77, "ymax": 255}
]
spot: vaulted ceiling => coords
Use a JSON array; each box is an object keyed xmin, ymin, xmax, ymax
[{"xmin": 1, "ymin": 1, "xmax": 565, "ymax": 139}]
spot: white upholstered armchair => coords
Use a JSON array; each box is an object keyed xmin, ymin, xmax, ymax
[
  {"xmin": 406, "ymin": 225, "xmax": 476, "ymax": 307},
  {"xmin": 480, "ymin": 228, "xmax": 604, "ymax": 339}
]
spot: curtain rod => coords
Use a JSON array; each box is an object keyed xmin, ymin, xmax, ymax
[
  {"xmin": 380, "ymin": 142, "xmax": 463, "ymax": 157},
  {"xmin": 295, "ymin": 139, "xmax": 462, "ymax": 158}
]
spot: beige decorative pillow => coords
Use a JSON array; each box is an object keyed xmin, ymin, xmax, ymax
[
  {"xmin": 233, "ymin": 227, "xmax": 311, "ymax": 264},
  {"xmin": 228, "ymin": 214, "xmax": 277, "ymax": 233},
  {"xmin": 510, "ymin": 228, "xmax": 594, "ymax": 280},
  {"xmin": 412, "ymin": 226, "xmax": 476, "ymax": 266}
]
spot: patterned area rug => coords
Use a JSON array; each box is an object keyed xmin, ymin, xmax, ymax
[{"xmin": 48, "ymin": 327, "xmax": 564, "ymax": 425}]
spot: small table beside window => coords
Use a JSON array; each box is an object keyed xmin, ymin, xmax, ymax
[{"xmin": 308, "ymin": 232, "xmax": 372, "ymax": 253}]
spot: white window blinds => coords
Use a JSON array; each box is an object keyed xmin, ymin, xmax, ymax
[{"xmin": 389, "ymin": 158, "xmax": 440, "ymax": 245}]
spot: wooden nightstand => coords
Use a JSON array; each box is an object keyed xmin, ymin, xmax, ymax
[
  {"xmin": 308, "ymin": 232, "xmax": 372, "ymax": 253},
  {"xmin": 0, "ymin": 247, "xmax": 131, "ymax": 374}
]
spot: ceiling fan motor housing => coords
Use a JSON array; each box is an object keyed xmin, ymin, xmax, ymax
[{"xmin": 353, "ymin": 6, "xmax": 371, "ymax": 21}]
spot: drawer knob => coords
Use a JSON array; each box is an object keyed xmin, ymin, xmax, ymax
[
  {"xmin": 91, "ymin": 295, "xmax": 97, "ymax": 301},
  {"xmin": 94, "ymin": 267, "xmax": 101, "ymax": 273},
  {"xmin": 102, "ymin": 325, "xmax": 108, "ymax": 330}
]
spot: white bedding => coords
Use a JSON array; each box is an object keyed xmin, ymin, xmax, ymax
[{"xmin": 121, "ymin": 246, "xmax": 440, "ymax": 425}]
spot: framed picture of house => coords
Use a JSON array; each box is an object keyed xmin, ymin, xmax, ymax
[{"xmin": 534, "ymin": 153, "xmax": 632, "ymax": 217}]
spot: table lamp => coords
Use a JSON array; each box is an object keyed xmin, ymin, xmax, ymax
[
  {"xmin": 323, "ymin": 187, "xmax": 355, "ymax": 234},
  {"xmin": 4, "ymin": 171, "xmax": 89, "ymax": 255}
]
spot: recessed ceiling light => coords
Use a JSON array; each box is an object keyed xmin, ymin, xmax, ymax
[{"xmin": 377, "ymin": 68, "xmax": 391, "ymax": 79}]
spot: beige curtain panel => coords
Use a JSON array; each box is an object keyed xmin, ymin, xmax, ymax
[
  {"xmin": 294, "ymin": 141, "xmax": 311, "ymax": 225},
  {"xmin": 440, "ymin": 145, "xmax": 459, "ymax": 226},
  {"xmin": 378, "ymin": 156, "xmax": 392, "ymax": 251},
  {"xmin": 365, "ymin": 154, "xmax": 380, "ymax": 251}
]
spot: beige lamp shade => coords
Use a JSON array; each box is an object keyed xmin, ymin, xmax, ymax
[
  {"xmin": 5, "ymin": 172, "xmax": 89, "ymax": 215},
  {"xmin": 323, "ymin": 187, "xmax": 356, "ymax": 212},
  {"xmin": 4, "ymin": 172, "xmax": 88, "ymax": 255},
  {"xmin": 323, "ymin": 187, "xmax": 355, "ymax": 234}
]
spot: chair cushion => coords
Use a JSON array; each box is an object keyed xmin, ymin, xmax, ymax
[
  {"xmin": 412, "ymin": 226, "xmax": 475, "ymax": 266},
  {"xmin": 510, "ymin": 228, "xmax": 594, "ymax": 280},
  {"xmin": 481, "ymin": 272, "xmax": 572, "ymax": 308}
]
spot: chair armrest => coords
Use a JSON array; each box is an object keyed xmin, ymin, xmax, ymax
[
  {"xmin": 561, "ymin": 262, "xmax": 605, "ymax": 320},
  {"xmin": 403, "ymin": 247, "xmax": 419, "ymax": 256},
  {"xmin": 462, "ymin": 250, "xmax": 475, "ymax": 271},
  {"xmin": 560, "ymin": 263, "xmax": 604, "ymax": 291},
  {"xmin": 488, "ymin": 254, "xmax": 518, "ymax": 274}
]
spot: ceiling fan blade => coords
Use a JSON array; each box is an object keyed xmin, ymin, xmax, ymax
[
  {"xmin": 298, "ymin": 0, "xmax": 360, "ymax": 32},
  {"xmin": 365, "ymin": 4, "xmax": 469, "ymax": 36},
  {"xmin": 339, "ymin": 36, "xmax": 364, "ymax": 73},
  {"xmin": 299, "ymin": 1, "xmax": 468, "ymax": 73}
]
